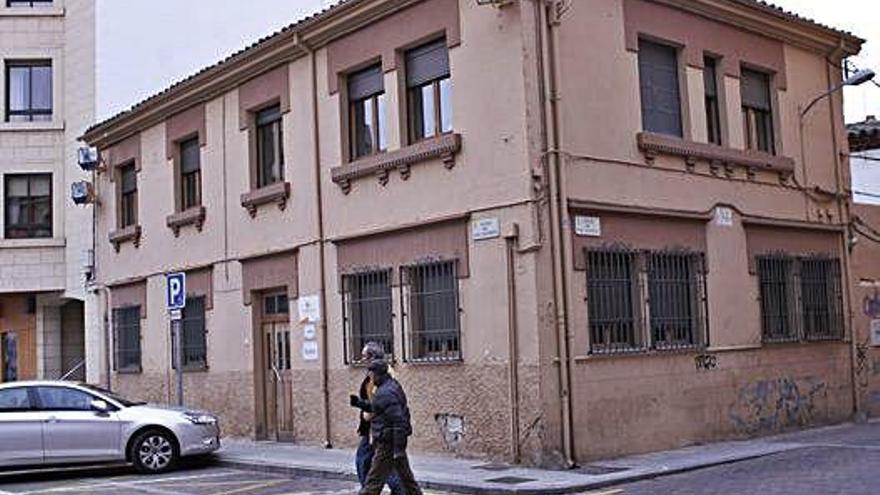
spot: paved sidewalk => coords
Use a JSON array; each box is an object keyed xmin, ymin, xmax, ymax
[{"xmin": 217, "ymin": 422, "xmax": 874, "ymax": 494}]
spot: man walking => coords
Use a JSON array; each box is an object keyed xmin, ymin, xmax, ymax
[
  {"xmin": 353, "ymin": 343, "xmax": 403, "ymax": 495},
  {"xmin": 351, "ymin": 359, "xmax": 423, "ymax": 495}
]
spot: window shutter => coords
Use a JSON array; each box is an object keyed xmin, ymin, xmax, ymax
[
  {"xmin": 180, "ymin": 138, "xmax": 200, "ymax": 174},
  {"xmin": 703, "ymin": 58, "xmax": 717, "ymax": 98},
  {"xmin": 348, "ymin": 65, "xmax": 384, "ymax": 102},
  {"xmin": 741, "ymin": 69, "xmax": 771, "ymax": 110},
  {"xmin": 638, "ymin": 40, "xmax": 682, "ymax": 137},
  {"xmin": 406, "ymin": 38, "xmax": 450, "ymax": 88}
]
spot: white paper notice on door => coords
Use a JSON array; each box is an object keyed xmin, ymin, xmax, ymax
[
  {"xmin": 302, "ymin": 341, "xmax": 319, "ymax": 361},
  {"xmin": 297, "ymin": 294, "xmax": 321, "ymax": 323}
]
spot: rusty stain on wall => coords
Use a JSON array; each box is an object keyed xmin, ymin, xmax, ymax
[{"xmin": 729, "ymin": 376, "xmax": 827, "ymax": 435}]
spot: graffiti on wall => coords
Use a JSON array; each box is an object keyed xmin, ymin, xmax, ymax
[
  {"xmin": 435, "ymin": 413, "xmax": 465, "ymax": 451},
  {"xmin": 695, "ymin": 353, "xmax": 718, "ymax": 371},
  {"xmin": 728, "ymin": 376, "xmax": 827, "ymax": 435}
]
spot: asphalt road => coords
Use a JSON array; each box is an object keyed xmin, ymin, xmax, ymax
[{"xmin": 0, "ymin": 462, "xmax": 358, "ymax": 495}]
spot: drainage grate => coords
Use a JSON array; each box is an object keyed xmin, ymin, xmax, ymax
[
  {"xmin": 577, "ymin": 465, "xmax": 630, "ymax": 476},
  {"xmin": 473, "ymin": 463, "xmax": 512, "ymax": 472},
  {"xmin": 485, "ymin": 476, "xmax": 537, "ymax": 485}
]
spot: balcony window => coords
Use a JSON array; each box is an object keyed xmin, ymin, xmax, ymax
[
  {"xmin": 348, "ymin": 65, "xmax": 388, "ymax": 160},
  {"xmin": 406, "ymin": 39, "xmax": 453, "ymax": 142}
]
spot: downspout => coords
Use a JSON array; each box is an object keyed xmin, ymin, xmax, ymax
[
  {"xmin": 505, "ymin": 226, "xmax": 521, "ymax": 463},
  {"xmin": 826, "ymin": 45, "xmax": 860, "ymax": 419},
  {"xmin": 538, "ymin": 0, "xmax": 575, "ymax": 467},
  {"xmin": 301, "ymin": 36, "xmax": 333, "ymax": 448}
]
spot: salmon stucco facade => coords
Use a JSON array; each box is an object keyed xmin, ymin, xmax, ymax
[{"xmin": 83, "ymin": 0, "xmax": 865, "ymax": 466}]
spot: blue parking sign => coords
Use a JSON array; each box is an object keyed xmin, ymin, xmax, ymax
[{"xmin": 166, "ymin": 273, "xmax": 186, "ymax": 311}]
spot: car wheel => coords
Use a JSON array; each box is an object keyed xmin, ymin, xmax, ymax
[{"xmin": 131, "ymin": 429, "xmax": 178, "ymax": 474}]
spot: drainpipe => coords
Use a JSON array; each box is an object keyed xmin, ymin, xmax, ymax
[
  {"xmin": 826, "ymin": 45, "xmax": 860, "ymax": 420},
  {"xmin": 537, "ymin": 0, "xmax": 575, "ymax": 467},
  {"xmin": 301, "ymin": 35, "xmax": 333, "ymax": 448},
  {"xmin": 505, "ymin": 226, "xmax": 521, "ymax": 463}
]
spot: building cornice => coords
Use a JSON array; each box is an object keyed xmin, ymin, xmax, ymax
[
  {"xmin": 84, "ymin": 0, "xmax": 864, "ymax": 149},
  {"xmin": 652, "ymin": 0, "xmax": 863, "ymax": 56},
  {"xmin": 82, "ymin": 0, "xmax": 420, "ymax": 149}
]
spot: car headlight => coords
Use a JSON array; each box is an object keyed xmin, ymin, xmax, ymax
[{"xmin": 183, "ymin": 411, "xmax": 217, "ymax": 425}]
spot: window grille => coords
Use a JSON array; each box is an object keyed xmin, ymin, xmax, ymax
[
  {"xmin": 648, "ymin": 251, "xmax": 706, "ymax": 350},
  {"xmin": 800, "ymin": 257, "xmax": 843, "ymax": 341},
  {"xmin": 402, "ymin": 260, "xmax": 461, "ymax": 362},
  {"xmin": 342, "ymin": 270, "xmax": 394, "ymax": 363},
  {"xmin": 172, "ymin": 297, "xmax": 207, "ymax": 370},
  {"xmin": 586, "ymin": 249, "xmax": 642, "ymax": 354},
  {"xmin": 757, "ymin": 255, "xmax": 798, "ymax": 342},
  {"xmin": 113, "ymin": 306, "xmax": 141, "ymax": 372}
]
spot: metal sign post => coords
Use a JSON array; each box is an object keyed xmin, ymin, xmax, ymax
[{"xmin": 166, "ymin": 273, "xmax": 186, "ymax": 406}]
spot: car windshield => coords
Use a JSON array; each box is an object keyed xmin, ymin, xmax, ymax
[{"xmin": 79, "ymin": 384, "xmax": 146, "ymax": 407}]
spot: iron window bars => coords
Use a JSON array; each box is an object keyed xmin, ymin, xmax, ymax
[
  {"xmin": 113, "ymin": 306, "xmax": 141, "ymax": 372},
  {"xmin": 401, "ymin": 259, "xmax": 462, "ymax": 363},
  {"xmin": 172, "ymin": 297, "xmax": 207, "ymax": 370},
  {"xmin": 342, "ymin": 269, "xmax": 394, "ymax": 364},
  {"xmin": 757, "ymin": 255, "xmax": 844, "ymax": 343},
  {"xmin": 586, "ymin": 248, "xmax": 707, "ymax": 355}
]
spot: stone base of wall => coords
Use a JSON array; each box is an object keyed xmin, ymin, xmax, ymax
[
  {"xmin": 570, "ymin": 342, "xmax": 854, "ymax": 461},
  {"xmin": 112, "ymin": 370, "xmax": 255, "ymax": 437}
]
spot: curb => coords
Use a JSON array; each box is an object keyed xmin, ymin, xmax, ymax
[{"xmin": 216, "ymin": 447, "xmax": 796, "ymax": 495}]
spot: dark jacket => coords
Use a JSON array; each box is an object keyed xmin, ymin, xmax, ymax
[
  {"xmin": 357, "ymin": 375, "xmax": 371, "ymax": 437},
  {"xmin": 366, "ymin": 375, "xmax": 412, "ymax": 449}
]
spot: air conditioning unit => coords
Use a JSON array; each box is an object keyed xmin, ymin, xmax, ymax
[{"xmin": 71, "ymin": 181, "xmax": 95, "ymax": 205}]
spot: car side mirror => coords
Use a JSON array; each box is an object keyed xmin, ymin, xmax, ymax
[{"xmin": 91, "ymin": 399, "xmax": 110, "ymax": 413}]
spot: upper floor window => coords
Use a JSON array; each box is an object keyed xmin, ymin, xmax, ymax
[
  {"xmin": 6, "ymin": 0, "xmax": 52, "ymax": 6},
  {"xmin": 348, "ymin": 65, "xmax": 388, "ymax": 160},
  {"xmin": 638, "ymin": 40, "xmax": 682, "ymax": 137},
  {"xmin": 179, "ymin": 137, "xmax": 201, "ymax": 210},
  {"xmin": 6, "ymin": 61, "xmax": 51, "ymax": 123},
  {"xmin": 4, "ymin": 173, "xmax": 51, "ymax": 239},
  {"xmin": 119, "ymin": 163, "xmax": 137, "ymax": 228},
  {"xmin": 704, "ymin": 57, "xmax": 722, "ymax": 146},
  {"xmin": 255, "ymin": 105, "xmax": 283, "ymax": 188},
  {"xmin": 741, "ymin": 68, "xmax": 774, "ymax": 154},
  {"xmin": 406, "ymin": 38, "xmax": 453, "ymax": 143}
]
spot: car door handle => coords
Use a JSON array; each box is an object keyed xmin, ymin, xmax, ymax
[{"xmin": 45, "ymin": 416, "xmax": 59, "ymax": 423}]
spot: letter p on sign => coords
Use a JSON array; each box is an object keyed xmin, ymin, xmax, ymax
[{"xmin": 166, "ymin": 272, "xmax": 186, "ymax": 311}]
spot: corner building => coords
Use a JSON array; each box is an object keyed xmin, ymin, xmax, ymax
[{"xmin": 83, "ymin": 0, "xmax": 864, "ymax": 465}]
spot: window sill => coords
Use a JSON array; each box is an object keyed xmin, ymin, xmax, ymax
[
  {"xmin": 0, "ymin": 121, "xmax": 64, "ymax": 132},
  {"xmin": 166, "ymin": 206, "xmax": 206, "ymax": 236},
  {"xmin": 636, "ymin": 132, "xmax": 795, "ymax": 176},
  {"xmin": 109, "ymin": 225, "xmax": 142, "ymax": 252},
  {"xmin": 0, "ymin": 237, "xmax": 64, "ymax": 249},
  {"xmin": 0, "ymin": 6, "xmax": 64, "ymax": 17},
  {"xmin": 114, "ymin": 367, "xmax": 142, "ymax": 375},
  {"xmin": 331, "ymin": 133, "xmax": 462, "ymax": 194},
  {"xmin": 240, "ymin": 181, "xmax": 290, "ymax": 217},
  {"xmin": 404, "ymin": 357, "xmax": 463, "ymax": 365}
]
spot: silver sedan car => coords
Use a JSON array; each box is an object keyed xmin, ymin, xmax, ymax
[{"xmin": 0, "ymin": 381, "xmax": 220, "ymax": 474}]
